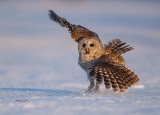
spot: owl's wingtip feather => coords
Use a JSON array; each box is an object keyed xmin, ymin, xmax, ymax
[{"xmin": 48, "ymin": 10, "xmax": 65, "ymax": 27}]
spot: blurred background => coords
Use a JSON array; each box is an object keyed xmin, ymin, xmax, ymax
[{"xmin": 0, "ymin": 0, "xmax": 160, "ymax": 90}]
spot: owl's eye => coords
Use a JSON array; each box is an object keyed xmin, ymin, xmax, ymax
[
  {"xmin": 82, "ymin": 43, "xmax": 86, "ymax": 47},
  {"xmin": 90, "ymin": 43, "xmax": 94, "ymax": 47}
]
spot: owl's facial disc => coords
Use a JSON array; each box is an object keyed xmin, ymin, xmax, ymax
[
  {"xmin": 82, "ymin": 43, "xmax": 95, "ymax": 54},
  {"xmin": 78, "ymin": 37, "xmax": 105, "ymax": 62},
  {"xmin": 79, "ymin": 38, "xmax": 98, "ymax": 55}
]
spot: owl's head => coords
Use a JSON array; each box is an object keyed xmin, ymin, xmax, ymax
[{"xmin": 78, "ymin": 37, "xmax": 105, "ymax": 61}]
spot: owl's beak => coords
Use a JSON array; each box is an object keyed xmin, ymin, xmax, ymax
[{"xmin": 85, "ymin": 48, "xmax": 90, "ymax": 54}]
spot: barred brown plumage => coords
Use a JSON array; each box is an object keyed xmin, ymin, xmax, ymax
[
  {"xmin": 49, "ymin": 10, "xmax": 140, "ymax": 93},
  {"xmin": 49, "ymin": 10, "xmax": 98, "ymax": 42}
]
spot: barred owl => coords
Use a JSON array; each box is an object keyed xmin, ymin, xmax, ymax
[{"xmin": 48, "ymin": 10, "xmax": 140, "ymax": 93}]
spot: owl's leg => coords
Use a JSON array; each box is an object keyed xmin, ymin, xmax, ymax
[
  {"xmin": 87, "ymin": 78, "xmax": 95, "ymax": 92},
  {"xmin": 93, "ymin": 75, "xmax": 103, "ymax": 92},
  {"xmin": 93, "ymin": 82, "xmax": 100, "ymax": 92}
]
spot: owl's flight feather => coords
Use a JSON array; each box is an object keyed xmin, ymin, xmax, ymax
[
  {"xmin": 103, "ymin": 39, "xmax": 134, "ymax": 65},
  {"xmin": 49, "ymin": 10, "xmax": 65, "ymax": 27},
  {"xmin": 104, "ymin": 39, "xmax": 134, "ymax": 55},
  {"xmin": 49, "ymin": 10, "xmax": 98, "ymax": 42},
  {"xmin": 96, "ymin": 60, "xmax": 139, "ymax": 92},
  {"xmin": 87, "ymin": 53, "xmax": 139, "ymax": 93}
]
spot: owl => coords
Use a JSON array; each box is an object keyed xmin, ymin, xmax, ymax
[{"xmin": 48, "ymin": 10, "xmax": 140, "ymax": 93}]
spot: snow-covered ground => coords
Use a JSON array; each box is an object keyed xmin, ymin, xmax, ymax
[
  {"xmin": 0, "ymin": 87, "xmax": 160, "ymax": 115},
  {"xmin": 0, "ymin": 0, "xmax": 160, "ymax": 115}
]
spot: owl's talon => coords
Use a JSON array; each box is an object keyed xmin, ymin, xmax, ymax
[
  {"xmin": 93, "ymin": 84, "xmax": 99, "ymax": 92},
  {"xmin": 87, "ymin": 86, "xmax": 94, "ymax": 92},
  {"xmin": 93, "ymin": 89, "xmax": 99, "ymax": 93},
  {"xmin": 85, "ymin": 90, "xmax": 92, "ymax": 93}
]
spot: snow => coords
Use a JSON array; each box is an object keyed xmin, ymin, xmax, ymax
[
  {"xmin": 0, "ymin": 0, "xmax": 160, "ymax": 115},
  {"xmin": 0, "ymin": 87, "xmax": 160, "ymax": 115}
]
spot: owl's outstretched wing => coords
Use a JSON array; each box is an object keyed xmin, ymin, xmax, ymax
[
  {"xmin": 104, "ymin": 39, "xmax": 133, "ymax": 55},
  {"xmin": 103, "ymin": 39, "xmax": 134, "ymax": 65},
  {"xmin": 89, "ymin": 56, "xmax": 139, "ymax": 93},
  {"xmin": 49, "ymin": 10, "xmax": 98, "ymax": 42}
]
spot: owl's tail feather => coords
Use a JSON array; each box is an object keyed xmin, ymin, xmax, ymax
[
  {"xmin": 104, "ymin": 39, "xmax": 134, "ymax": 55},
  {"xmin": 49, "ymin": 10, "xmax": 74, "ymax": 35}
]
